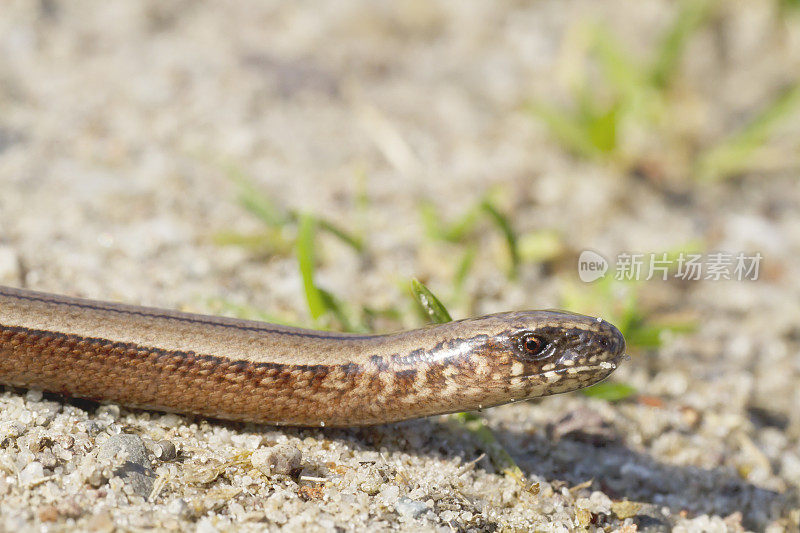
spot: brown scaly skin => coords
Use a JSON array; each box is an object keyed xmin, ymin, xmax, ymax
[{"xmin": 0, "ymin": 285, "xmax": 625, "ymax": 426}]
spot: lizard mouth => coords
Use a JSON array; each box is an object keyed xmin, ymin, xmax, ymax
[{"xmin": 523, "ymin": 360, "xmax": 620, "ymax": 380}]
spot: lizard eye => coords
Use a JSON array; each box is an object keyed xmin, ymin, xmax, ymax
[{"xmin": 519, "ymin": 333, "xmax": 548, "ymax": 359}]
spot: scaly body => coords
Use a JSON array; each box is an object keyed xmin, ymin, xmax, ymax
[{"xmin": 0, "ymin": 285, "xmax": 625, "ymax": 426}]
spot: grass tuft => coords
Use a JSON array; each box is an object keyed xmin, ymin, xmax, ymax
[
  {"xmin": 524, "ymin": 0, "xmax": 800, "ymax": 182},
  {"xmin": 420, "ymin": 192, "xmax": 521, "ymax": 282}
]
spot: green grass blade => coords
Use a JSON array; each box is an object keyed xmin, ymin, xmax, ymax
[
  {"xmin": 454, "ymin": 246, "xmax": 477, "ymax": 293},
  {"xmin": 421, "ymin": 200, "xmax": 484, "ymax": 244},
  {"xmin": 229, "ymin": 172, "xmax": 290, "ymax": 228},
  {"xmin": 228, "ymin": 170, "xmax": 363, "ymax": 252},
  {"xmin": 443, "ymin": 205, "xmax": 483, "ymax": 242},
  {"xmin": 296, "ymin": 214, "xmax": 326, "ymax": 321},
  {"xmin": 650, "ymin": 0, "xmax": 716, "ymax": 88},
  {"xmin": 419, "ymin": 201, "xmax": 446, "ymax": 240},
  {"xmin": 481, "ymin": 200, "xmax": 520, "ymax": 278},
  {"xmin": 316, "ymin": 218, "xmax": 365, "ymax": 253},
  {"xmin": 626, "ymin": 319, "xmax": 698, "ymax": 349},
  {"xmin": 586, "ymin": 102, "xmax": 620, "ymax": 155},
  {"xmin": 581, "ymin": 382, "xmax": 637, "ymax": 401},
  {"xmin": 211, "ymin": 230, "xmax": 293, "ymax": 255},
  {"xmin": 526, "ymin": 100, "xmax": 602, "ymax": 160},
  {"xmin": 590, "ymin": 24, "xmax": 646, "ymax": 99},
  {"xmin": 781, "ymin": 0, "xmax": 800, "ymax": 12},
  {"xmin": 411, "ymin": 278, "xmax": 452, "ymax": 324},
  {"xmin": 695, "ymin": 84, "xmax": 800, "ymax": 181},
  {"xmin": 451, "ymin": 412, "xmax": 529, "ymax": 484},
  {"xmin": 238, "ymin": 191, "xmax": 287, "ymax": 228},
  {"xmin": 518, "ymin": 230, "xmax": 564, "ymax": 263},
  {"xmin": 317, "ymin": 288, "xmax": 355, "ymax": 332}
]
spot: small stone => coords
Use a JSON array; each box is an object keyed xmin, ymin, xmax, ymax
[
  {"xmin": 379, "ymin": 484, "xmax": 400, "ymax": 505},
  {"xmin": 97, "ymin": 434, "xmax": 155, "ymax": 498},
  {"xmin": 78, "ymin": 421, "xmax": 104, "ymax": 436},
  {"xmin": 575, "ymin": 508, "xmax": 593, "ymax": 527},
  {"xmin": 55, "ymin": 447, "xmax": 74, "ymax": 462},
  {"xmin": 56, "ymin": 435, "xmax": 75, "ymax": 449},
  {"xmin": 154, "ymin": 440, "xmax": 177, "ymax": 461},
  {"xmin": 611, "ymin": 500, "xmax": 641, "ymax": 520},
  {"xmin": 395, "ymin": 497, "xmax": 428, "ymax": 520},
  {"xmin": 632, "ymin": 505, "xmax": 673, "ymax": 532},
  {"xmin": 19, "ymin": 462, "xmax": 44, "ymax": 485},
  {"xmin": 167, "ymin": 498, "xmax": 190, "ymax": 519},
  {"xmin": 25, "ymin": 389, "xmax": 43, "ymax": 403},
  {"xmin": 33, "ymin": 403, "xmax": 61, "ymax": 426},
  {"xmin": 39, "ymin": 450, "xmax": 58, "ymax": 469},
  {"xmin": 158, "ymin": 414, "xmax": 183, "ymax": 428},
  {"xmin": 96, "ymin": 405, "xmax": 121, "ymax": 420},
  {"xmin": 440, "ymin": 510, "xmax": 457, "ymax": 522},
  {"xmin": 251, "ymin": 444, "xmax": 302, "ymax": 476},
  {"xmin": 98, "ymin": 433, "xmax": 146, "ymax": 464},
  {"xmin": 0, "ymin": 421, "xmax": 25, "ymax": 445},
  {"xmin": 228, "ymin": 501, "xmax": 245, "ymax": 520},
  {"xmin": 28, "ymin": 434, "xmax": 54, "ymax": 453},
  {"xmin": 358, "ymin": 474, "xmax": 382, "ymax": 496},
  {"xmin": 87, "ymin": 467, "xmax": 108, "ymax": 488},
  {"xmin": 584, "ymin": 491, "xmax": 613, "ymax": 514}
]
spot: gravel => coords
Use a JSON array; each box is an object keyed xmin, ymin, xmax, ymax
[{"xmin": 251, "ymin": 444, "xmax": 303, "ymax": 477}]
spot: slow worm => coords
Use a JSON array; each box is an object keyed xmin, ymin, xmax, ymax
[{"xmin": 0, "ymin": 285, "xmax": 625, "ymax": 426}]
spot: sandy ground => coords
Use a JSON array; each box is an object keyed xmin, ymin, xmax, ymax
[{"xmin": 1, "ymin": 1, "xmax": 799, "ymax": 531}]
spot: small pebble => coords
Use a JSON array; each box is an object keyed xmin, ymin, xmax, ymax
[
  {"xmin": 0, "ymin": 421, "xmax": 25, "ymax": 445},
  {"xmin": 379, "ymin": 484, "xmax": 400, "ymax": 505},
  {"xmin": 87, "ymin": 468, "xmax": 108, "ymax": 488},
  {"xmin": 251, "ymin": 444, "xmax": 302, "ymax": 476},
  {"xmin": 96, "ymin": 405, "xmax": 121, "ymax": 421},
  {"xmin": 56, "ymin": 435, "xmax": 75, "ymax": 449},
  {"xmin": 154, "ymin": 440, "xmax": 177, "ymax": 461},
  {"xmin": 97, "ymin": 434, "xmax": 155, "ymax": 498},
  {"xmin": 167, "ymin": 498, "xmax": 190, "ymax": 519},
  {"xmin": 25, "ymin": 389, "xmax": 43, "ymax": 403},
  {"xmin": 28, "ymin": 434, "xmax": 54, "ymax": 453},
  {"xmin": 395, "ymin": 497, "xmax": 428, "ymax": 520},
  {"xmin": 78, "ymin": 421, "xmax": 104, "ymax": 437},
  {"xmin": 158, "ymin": 414, "xmax": 183, "ymax": 428},
  {"xmin": 39, "ymin": 450, "xmax": 58, "ymax": 469},
  {"xmin": 19, "ymin": 462, "xmax": 44, "ymax": 485},
  {"xmin": 98, "ymin": 434, "xmax": 149, "ymax": 466},
  {"xmin": 358, "ymin": 474, "xmax": 382, "ymax": 496}
]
